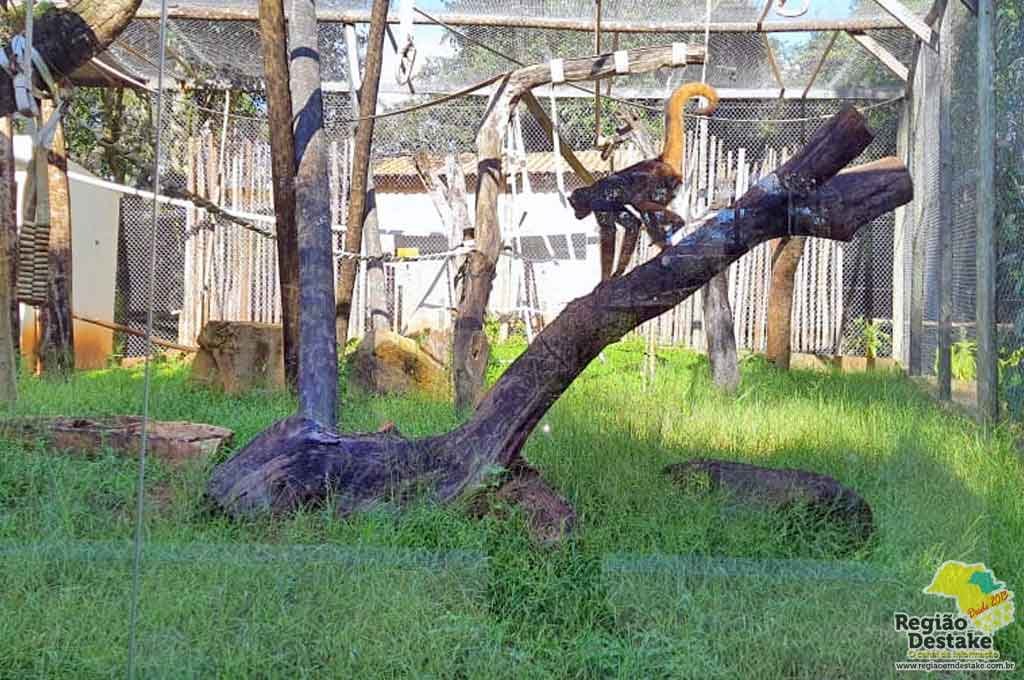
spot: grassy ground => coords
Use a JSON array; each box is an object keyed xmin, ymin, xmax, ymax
[{"xmin": 0, "ymin": 341, "xmax": 1021, "ymax": 678}]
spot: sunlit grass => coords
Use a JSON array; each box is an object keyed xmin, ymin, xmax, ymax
[{"xmin": 0, "ymin": 342, "xmax": 1021, "ymax": 678}]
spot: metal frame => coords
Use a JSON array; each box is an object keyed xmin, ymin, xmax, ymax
[{"xmin": 132, "ymin": 6, "xmax": 910, "ymax": 34}]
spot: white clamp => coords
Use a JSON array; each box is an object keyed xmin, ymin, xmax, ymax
[
  {"xmin": 613, "ymin": 50, "xmax": 629, "ymax": 75},
  {"xmin": 549, "ymin": 58, "xmax": 565, "ymax": 84},
  {"xmin": 672, "ymin": 42, "xmax": 689, "ymax": 66},
  {"xmin": 12, "ymin": 72, "xmax": 37, "ymax": 117}
]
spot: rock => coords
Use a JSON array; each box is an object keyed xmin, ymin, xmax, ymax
[
  {"xmin": 414, "ymin": 327, "xmax": 452, "ymax": 367},
  {"xmin": 190, "ymin": 321, "xmax": 285, "ymax": 394},
  {"xmin": 664, "ymin": 458, "xmax": 874, "ymax": 543},
  {"xmin": 348, "ymin": 329, "xmax": 448, "ymax": 398},
  {"xmin": 1, "ymin": 416, "xmax": 233, "ymax": 467},
  {"xmin": 467, "ymin": 462, "xmax": 576, "ymax": 547}
]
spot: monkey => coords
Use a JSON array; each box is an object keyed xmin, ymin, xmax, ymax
[{"xmin": 568, "ymin": 82, "xmax": 719, "ymax": 279}]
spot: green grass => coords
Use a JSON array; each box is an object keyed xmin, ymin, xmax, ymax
[{"xmin": 1, "ymin": 341, "xmax": 1022, "ymax": 678}]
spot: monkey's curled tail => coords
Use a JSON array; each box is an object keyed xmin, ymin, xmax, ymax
[{"xmin": 659, "ymin": 82, "xmax": 719, "ymax": 171}]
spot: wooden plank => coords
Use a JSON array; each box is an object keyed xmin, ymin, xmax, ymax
[
  {"xmin": 520, "ymin": 92, "xmax": 595, "ymax": 185},
  {"xmin": 74, "ymin": 315, "xmax": 197, "ymax": 353},
  {"xmin": 848, "ymin": 32, "xmax": 909, "ymax": 82},
  {"xmin": 869, "ymin": 0, "xmax": 936, "ymax": 48},
  {"xmin": 976, "ymin": 0, "xmax": 997, "ymax": 421},
  {"xmin": 762, "ymin": 33, "xmax": 786, "ymax": 97}
]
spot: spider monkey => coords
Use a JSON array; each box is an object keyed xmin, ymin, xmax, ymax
[{"xmin": 568, "ymin": 82, "xmax": 719, "ymax": 279}]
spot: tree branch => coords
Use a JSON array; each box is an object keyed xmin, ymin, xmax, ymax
[{"xmin": 207, "ymin": 108, "xmax": 913, "ymax": 519}]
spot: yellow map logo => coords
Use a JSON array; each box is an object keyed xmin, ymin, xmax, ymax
[{"xmin": 924, "ymin": 561, "xmax": 1015, "ymax": 635}]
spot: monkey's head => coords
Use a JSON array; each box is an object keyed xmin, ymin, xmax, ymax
[{"xmin": 568, "ymin": 186, "xmax": 594, "ymax": 219}]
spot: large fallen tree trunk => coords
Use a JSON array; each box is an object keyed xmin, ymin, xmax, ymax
[
  {"xmin": 0, "ymin": 0, "xmax": 141, "ymax": 117},
  {"xmin": 208, "ymin": 108, "xmax": 913, "ymax": 519}
]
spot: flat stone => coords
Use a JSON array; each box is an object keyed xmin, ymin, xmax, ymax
[
  {"xmin": 348, "ymin": 329, "xmax": 448, "ymax": 398},
  {"xmin": 1, "ymin": 416, "xmax": 234, "ymax": 467}
]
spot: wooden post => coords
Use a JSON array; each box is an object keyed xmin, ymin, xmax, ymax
[
  {"xmin": 976, "ymin": 0, "xmax": 997, "ymax": 422},
  {"xmin": 453, "ymin": 44, "xmax": 705, "ymax": 411},
  {"xmin": 1, "ymin": 117, "xmax": 17, "ymax": 360},
  {"xmin": 936, "ymin": 10, "xmax": 953, "ymax": 399},
  {"xmin": 344, "ymin": 21, "xmax": 390, "ymax": 335},
  {"xmin": 336, "ymin": 0, "xmax": 388, "ymax": 346},
  {"xmin": 765, "ymin": 236, "xmax": 807, "ymax": 369},
  {"xmin": 38, "ymin": 100, "xmax": 74, "ymax": 377},
  {"xmin": 289, "ymin": 0, "xmax": 339, "ymax": 427},
  {"xmin": 259, "ymin": 0, "xmax": 301, "ymax": 390},
  {"xmin": 0, "ymin": 116, "xmax": 16, "ymax": 403}
]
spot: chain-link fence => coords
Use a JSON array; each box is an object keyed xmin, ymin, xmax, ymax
[
  {"xmin": 110, "ymin": 88, "xmax": 900, "ymax": 356},
  {"xmin": 63, "ymin": 1, "xmax": 933, "ymax": 366}
]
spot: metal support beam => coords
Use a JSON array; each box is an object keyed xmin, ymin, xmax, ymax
[
  {"xmin": 133, "ymin": 6, "xmax": 907, "ymax": 33},
  {"xmin": 848, "ymin": 31, "xmax": 909, "ymax": 82},
  {"xmin": 801, "ymin": 31, "xmax": 839, "ymax": 99},
  {"xmin": 869, "ymin": 0, "xmax": 937, "ymax": 48}
]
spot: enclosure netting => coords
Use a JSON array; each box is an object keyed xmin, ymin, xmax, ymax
[
  {"xmin": 95, "ymin": 0, "xmax": 914, "ymax": 360},
  {"xmin": 898, "ymin": 0, "xmax": 1021, "ymax": 418},
  {"xmin": 6, "ymin": 2, "xmax": 1013, "ymax": 677}
]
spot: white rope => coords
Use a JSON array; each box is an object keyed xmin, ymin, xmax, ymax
[
  {"xmin": 549, "ymin": 89, "xmax": 569, "ymax": 209},
  {"xmin": 0, "ymin": 11, "xmax": 66, "ymax": 148},
  {"xmin": 128, "ymin": 0, "xmax": 170, "ymax": 675}
]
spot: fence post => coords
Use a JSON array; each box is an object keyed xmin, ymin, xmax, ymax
[
  {"xmin": 976, "ymin": 0, "xmax": 998, "ymax": 422},
  {"xmin": 937, "ymin": 6, "xmax": 954, "ymax": 400}
]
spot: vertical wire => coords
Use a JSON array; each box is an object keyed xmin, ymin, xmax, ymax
[{"xmin": 127, "ymin": 0, "xmax": 170, "ymax": 676}]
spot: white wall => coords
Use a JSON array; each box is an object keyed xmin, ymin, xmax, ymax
[
  {"xmin": 373, "ymin": 189, "xmax": 599, "ymax": 334},
  {"xmin": 14, "ymin": 135, "xmax": 120, "ymax": 368}
]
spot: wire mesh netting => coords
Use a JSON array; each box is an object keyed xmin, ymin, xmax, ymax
[
  {"xmin": 8, "ymin": 2, "xmax": 1024, "ymax": 678},
  {"xmin": 108, "ymin": 88, "xmax": 900, "ymax": 357}
]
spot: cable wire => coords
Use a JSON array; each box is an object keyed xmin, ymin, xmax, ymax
[{"xmin": 126, "ymin": 0, "xmax": 170, "ymax": 676}]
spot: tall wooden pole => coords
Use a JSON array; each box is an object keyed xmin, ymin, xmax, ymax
[
  {"xmin": 1, "ymin": 117, "xmax": 17, "ymax": 360},
  {"xmin": 937, "ymin": 9, "xmax": 953, "ymax": 400},
  {"xmin": 976, "ymin": 0, "xmax": 997, "ymax": 422},
  {"xmin": 259, "ymin": 0, "xmax": 301, "ymax": 391},
  {"xmin": 39, "ymin": 100, "xmax": 74, "ymax": 378},
  {"xmin": 289, "ymin": 0, "xmax": 338, "ymax": 426},
  {"xmin": 336, "ymin": 0, "xmax": 388, "ymax": 345},
  {"xmin": 0, "ymin": 116, "xmax": 17, "ymax": 404},
  {"xmin": 344, "ymin": 21, "xmax": 389, "ymax": 335},
  {"xmin": 765, "ymin": 236, "xmax": 806, "ymax": 369}
]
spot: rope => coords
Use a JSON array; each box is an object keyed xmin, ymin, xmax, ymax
[{"xmin": 127, "ymin": 0, "xmax": 170, "ymax": 676}]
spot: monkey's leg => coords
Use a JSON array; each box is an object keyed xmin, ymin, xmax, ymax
[
  {"xmin": 612, "ymin": 210, "xmax": 643, "ymax": 278},
  {"xmin": 634, "ymin": 201, "xmax": 686, "ymax": 247},
  {"xmin": 596, "ymin": 211, "xmax": 619, "ymax": 281}
]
